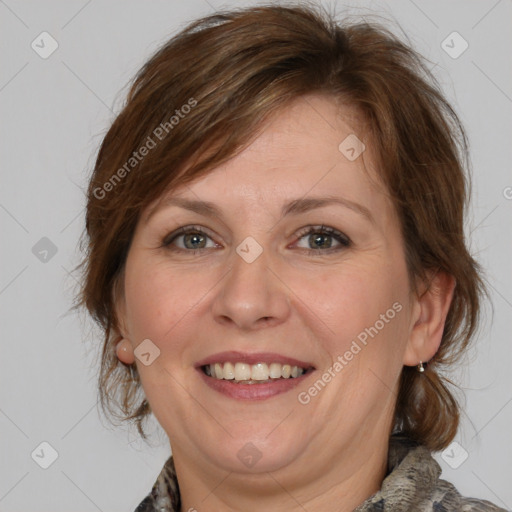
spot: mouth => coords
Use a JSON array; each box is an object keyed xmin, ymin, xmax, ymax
[
  {"xmin": 202, "ymin": 361, "xmax": 312, "ymax": 383},
  {"xmin": 195, "ymin": 352, "xmax": 315, "ymax": 400}
]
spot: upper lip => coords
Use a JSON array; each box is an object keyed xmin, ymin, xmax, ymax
[{"xmin": 195, "ymin": 351, "xmax": 315, "ymax": 369}]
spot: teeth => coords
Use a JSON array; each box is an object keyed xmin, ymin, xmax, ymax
[
  {"xmin": 206, "ymin": 362, "xmax": 305, "ymax": 382},
  {"xmin": 223, "ymin": 362, "xmax": 235, "ymax": 380},
  {"xmin": 269, "ymin": 363, "xmax": 282, "ymax": 378},
  {"xmin": 234, "ymin": 362, "xmax": 251, "ymax": 381}
]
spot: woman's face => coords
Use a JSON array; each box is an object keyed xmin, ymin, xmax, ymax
[{"xmin": 117, "ymin": 94, "xmax": 421, "ymax": 478}]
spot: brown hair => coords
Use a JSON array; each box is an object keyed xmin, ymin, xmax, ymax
[{"xmin": 78, "ymin": 2, "xmax": 486, "ymax": 451}]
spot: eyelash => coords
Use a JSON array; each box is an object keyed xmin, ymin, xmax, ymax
[{"xmin": 161, "ymin": 224, "xmax": 351, "ymax": 256}]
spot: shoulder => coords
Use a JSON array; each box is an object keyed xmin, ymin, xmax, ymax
[
  {"xmin": 431, "ymin": 476, "xmax": 508, "ymax": 511},
  {"xmin": 356, "ymin": 435, "xmax": 509, "ymax": 511},
  {"xmin": 134, "ymin": 456, "xmax": 180, "ymax": 512}
]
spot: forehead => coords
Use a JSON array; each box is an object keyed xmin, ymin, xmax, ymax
[
  {"xmin": 177, "ymin": 95, "xmax": 382, "ymax": 200},
  {"xmin": 143, "ymin": 93, "xmax": 392, "ymax": 227}
]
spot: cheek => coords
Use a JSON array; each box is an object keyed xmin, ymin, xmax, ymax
[
  {"xmin": 302, "ymin": 256, "xmax": 410, "ymax": 370},
  {"xmin": 122, "ymin": 257, "xmax": 207, "ymax": 346},
  {"xmin": 319, "ymin": 270, "xmax": 409, "ymax": 402}
]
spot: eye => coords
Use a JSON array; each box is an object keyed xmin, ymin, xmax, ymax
[
  {"xmin": 293, "ymin": 225, "xmax": 351, "ymax": 254},
  {"xmin": 162, "ymin": 226, "xmax": 219, "ymax": 252},
  {"xmin": 161, "ymin": 224, "xmax": 351, "ymax": 255}
]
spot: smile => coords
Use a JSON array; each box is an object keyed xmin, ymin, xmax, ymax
[
  {"xmin": 202, "ymin": 362, "xmax": 307, "ymax": 383},
  {"xmin": 196, "ymin": 351, "xmax": 315, "ymax": 400}
]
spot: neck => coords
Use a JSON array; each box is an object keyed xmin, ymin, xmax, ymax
[{"xmin": 173, "ymin": 430, "xmax": 389, "ymax": 512}]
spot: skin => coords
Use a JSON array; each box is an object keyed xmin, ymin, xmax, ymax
[{"xmin": 115, "ymin": 94, "xmax": 455, "ymax": 511}]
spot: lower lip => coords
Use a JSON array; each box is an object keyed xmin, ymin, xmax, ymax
[{"xmin": 197, "ymin": 369, "xmax": 312, "ymax": 400}]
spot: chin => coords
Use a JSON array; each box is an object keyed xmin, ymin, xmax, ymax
[{"xmin": 198, "ymin": 424, "xmax": 309, "ymax": 474}]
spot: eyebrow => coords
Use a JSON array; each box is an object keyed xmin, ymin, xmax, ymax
[{"xmin": 145, "ymin": 196, "xmax": 375, "ymax": 224}]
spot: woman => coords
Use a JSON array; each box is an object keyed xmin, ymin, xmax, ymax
[{"xmin": 79, "ymin": 4, "xmax": 506, "ymax": 511}]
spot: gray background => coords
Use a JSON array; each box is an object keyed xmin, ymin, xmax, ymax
[{"xmin": 0, "ymin": 0, "xmax": 511, "ymax": 510}]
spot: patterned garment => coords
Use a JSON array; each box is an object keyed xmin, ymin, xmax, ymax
[{"xmin": 134, "ymin": 435, "xmax": 508, "ymax": 511}]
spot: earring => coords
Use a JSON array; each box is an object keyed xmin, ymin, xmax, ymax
[{"xmin": 417, "ymin": 361, "xmax": 425, "ymax": 373}]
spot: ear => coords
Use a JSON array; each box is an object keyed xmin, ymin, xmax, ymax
[
  {"xmin": 112, "ymin": 273, "xmax": 135, "ymax": 365},
  {"xmin": 113, "ymin": 309, "xmax": 135, "ymax": 365},
  {"xmin": 115, "ymin": 336, "xmax": 135, "ymax": 365},
  {"xmin": 403, "ymin": 270, "xmax": 456, "ymax": 366}
]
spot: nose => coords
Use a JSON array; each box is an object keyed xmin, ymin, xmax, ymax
[{"xmin": 211, "ymin": 247, "xmax": 291, "ymax": 331}]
